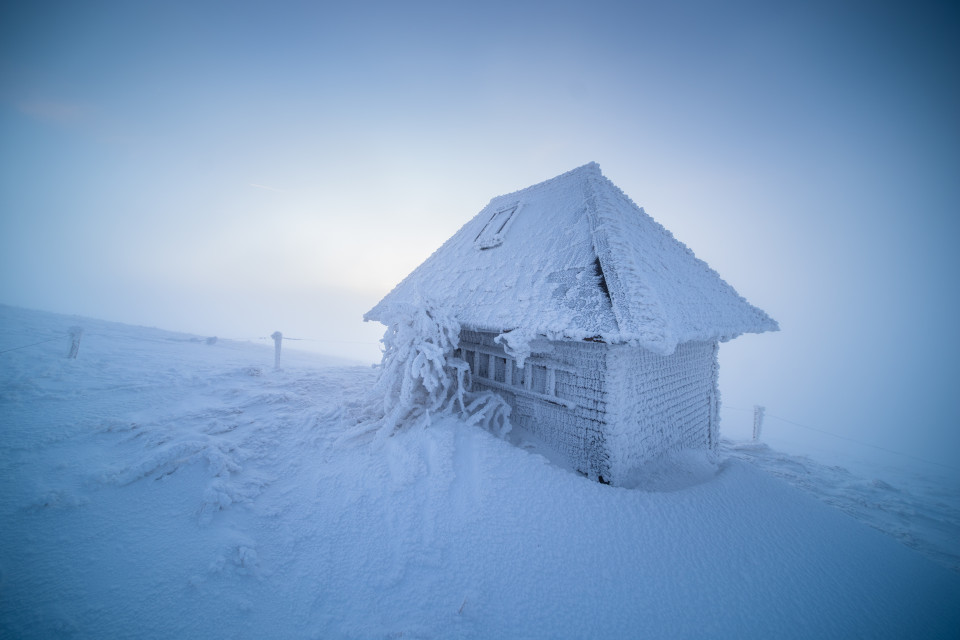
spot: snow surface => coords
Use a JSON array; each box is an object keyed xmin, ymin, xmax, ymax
[
  {"xmin": 722, "ymin": 440, "xmax": 960, "ymax": 574},
  {"xmin": 2, "ymin": 304, "xmax": 958, "ymax": 639},
  {"xmin": 365, "ymin": 163, "xmax": 777, "ymax": 356}
]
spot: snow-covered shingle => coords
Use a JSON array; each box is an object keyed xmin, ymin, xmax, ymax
[{"xmin": 366, "ymin": 163, "xmax": 777, "ymax": 354}]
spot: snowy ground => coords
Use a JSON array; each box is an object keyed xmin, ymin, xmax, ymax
[
  {"xmin": 1, "ymin": 304, "xmax": 959, "ymax": 639},
  {"xmin": 721, "ymin": 440, "xmax": 960, "ymax": 575}
]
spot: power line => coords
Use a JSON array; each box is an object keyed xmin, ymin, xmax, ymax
[
  {"xmin": 0, "ymin": 336, "xmax": 62, "ymax": 355},
  {"xmin": 247, "ymin": 336, "xmax": 379, "ymax": 345},
  {"xmin": 723, "ymin": 404, "xmax": 958, "ymax": 472}
]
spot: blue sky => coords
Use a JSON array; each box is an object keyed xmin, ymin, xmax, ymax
[{"xmin": 2, "ymin": 0, "xmax": 958, "ymax": 473}]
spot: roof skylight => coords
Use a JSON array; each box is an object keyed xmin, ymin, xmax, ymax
[{"xmin": 474, "ymin": 203, "xmax": 518, "ymax": 249}]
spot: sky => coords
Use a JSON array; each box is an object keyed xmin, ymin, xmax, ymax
[{"xmin": 2, "ymin": 0, "xmax": 958, "ymax": 473}]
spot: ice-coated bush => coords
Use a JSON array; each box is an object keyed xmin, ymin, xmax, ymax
[{"xmin": 347, "ymin": 300, "xmax": 510, "ymax": 442}]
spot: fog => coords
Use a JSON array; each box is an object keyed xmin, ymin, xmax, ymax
[{"xmin": 2, "ymin": 1, "xmax": 957, "ymax": 477}]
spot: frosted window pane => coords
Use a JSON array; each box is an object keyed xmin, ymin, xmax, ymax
[
  {"xmin": 477, "ymin": 354, "xmax": 489, "ymax": 379},
  {"xmin": 531, "ymin": 365, "xmax": 548, "ymax": 394},
  {"xmin": 494, "ymin": 357, "xmax": 507, "ymax": 383},
  {"xmin": 513, "ymin": 362, "xmax": 525, "ymax": 387}
]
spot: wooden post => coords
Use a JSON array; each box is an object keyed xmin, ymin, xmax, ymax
[
  {"xmin": 271, "ymin": 331, "xmax": 283, "ymax": 369},
  {"xmin": 67, "ymin": 326, "xmax": 83, "ymax": 359},
  {"xmin": 752, "ymin": 405, "xmax": 765, "ymax": 441}
]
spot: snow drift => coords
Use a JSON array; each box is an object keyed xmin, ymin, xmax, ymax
[{"xmin": 1, "ymin": 304, "xmax": 958, "ymax": 639}]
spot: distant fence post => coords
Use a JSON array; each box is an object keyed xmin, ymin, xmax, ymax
[
  {"xmin": 67, "ymin": 326, "xmax": 83, "ymax": 359},
  {"xmin": 752, "ymin": 405, "xmax": 765, "ymax": 441},
  {"xmin": 271, "ymin": 331, "xmax": 282, "ymax": 369}
]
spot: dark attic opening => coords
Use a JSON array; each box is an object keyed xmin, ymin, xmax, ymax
[{"xmin": 594, "ymin": 256, "xmax": 611, "ymax": 301}]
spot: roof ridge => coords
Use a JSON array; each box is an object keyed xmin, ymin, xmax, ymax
[
  {"xmin": 490, "ymin": 162, "xmax": 600, "ymax": 204},
  {"xmin": 583, "ymin": 170, "xmax": 675, "ymax": 353},
  {"xmin": 366, "ymin": 163, "xmax": 777, "ymax": 353}
]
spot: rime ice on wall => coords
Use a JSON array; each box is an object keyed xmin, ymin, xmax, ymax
[
  {"xmin": 460, "ymin": 331, "xmax": 719, "ymax": 484},
  {"xmin": 603, "ymin": 341, "xmax": 719, "ymax": 483},
  {"xmin": 365, "ymin": 164, "xmax": 777, "ymax": 485},
  {"xmin": 459, "ymin": 330, "xmax": 611, "ymax": 480}
]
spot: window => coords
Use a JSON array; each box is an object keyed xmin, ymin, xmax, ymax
[
  {"xmin": 464, "ymin": 348, "xmax": 569, "ymax": 406},
  {"xmin": 476, "ymin": 353, "xmax": 490, "ymax": 379},
  {"xmin": 494, "ymin": 356, "xmax": 507, "ymax": 383},
  {"xmin": 474, "ymin": 204, "xmax": 518, "ymax": 249},
  {"xmin": 531, "ymin": 364, "xmax": 548, "ymax": 395},
  {"xmin": 513, "ymin": 361, "xmax": 525, "ymax": 388}
]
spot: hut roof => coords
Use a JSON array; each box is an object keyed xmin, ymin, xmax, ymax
[{"xmin": 365, "ymin": 163, "xmax": 777, "ymax": 355}]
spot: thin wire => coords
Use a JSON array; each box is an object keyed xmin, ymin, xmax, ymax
[
  {"xmin": 724, "ymin": 405, "xmax": 752, "ymax": 413},
  {"xmin": 301, "ymin": 339, "xmax": 380, "ymax": 345},
  {"xmin": 763, "ymin": 411, "xmax": 957, "ymax": 472},
  {"xmin": 250, "ymin": 336, "xmax": 379, "ymax": 345},
  {"xmin": 0, "ymin": 336, "xmax": 62, "ymax": 355},
  {"xmin": 723, "ymin": 403, "xmax": 957, "ymax": 472}
]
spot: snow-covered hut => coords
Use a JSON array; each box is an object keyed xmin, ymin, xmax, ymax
[{"xmin": 365, "ymin": 163, "xmax": 777, "ymax": 485}]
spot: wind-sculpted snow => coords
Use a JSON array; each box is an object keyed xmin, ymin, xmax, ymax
[
  {"xmin": 1, "ymin": 305, "xmax": 958, "ymax": 639},
  {"xmin": 723, "ymin": 440, "xmax": 960, "ymax": 573}
]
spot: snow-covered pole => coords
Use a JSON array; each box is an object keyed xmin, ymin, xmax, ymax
[
  {"xmin": 752, "ymin": 405, "xmax": 765, "ymax": 441},
  {"xmin": 271, "ymin": 331, "xmax": 283, "ymax": 369},
  {"xmin": 67, "ymin": 326, "xmax": 83, "ymax": 359}
]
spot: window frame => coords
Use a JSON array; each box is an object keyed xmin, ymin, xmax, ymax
[
  {"xmin": 474, "ymin": 203, "xmax": 520, "ymax": 250},
  {"xmin": 463, "ymin": 344, "xmax": 574, "ymax": 409}
]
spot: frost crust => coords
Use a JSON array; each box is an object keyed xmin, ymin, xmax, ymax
[{"xmin": 348, "ymin": 300, "xmax": 511, "ymax": 442}]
